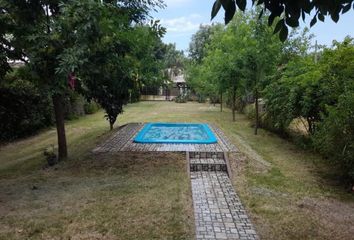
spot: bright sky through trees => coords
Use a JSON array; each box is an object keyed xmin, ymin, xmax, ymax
[{"xmin": 153, "ymin": 0, "xmax": 354, "ymax": 51}]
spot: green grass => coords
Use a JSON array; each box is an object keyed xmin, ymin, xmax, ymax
[{"xmin": 1, "ymin": 101, "xmax": 354, "ymax": 239}]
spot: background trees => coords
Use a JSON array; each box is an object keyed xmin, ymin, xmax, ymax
[
  {"xmin": 186, "ymin": 10, "xmax": 354, "ymax": 183},
  {"xmin": 187, "ymin": 10, "xmax": 281, "ymax": 123}
]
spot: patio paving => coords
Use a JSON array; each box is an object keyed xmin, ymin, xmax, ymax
[{"xmin": 93, "ymin": 123, "xmax": 238, "ymax": 153}]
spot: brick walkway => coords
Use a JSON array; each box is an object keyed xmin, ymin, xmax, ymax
[{"xmin": 189, "ymin": 152, "xmax": 258, "ymax": 240}]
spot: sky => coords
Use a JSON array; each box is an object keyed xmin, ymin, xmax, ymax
[{"xmin": 151, "ymin": 0, "xmax": 354, "ymax": 52}]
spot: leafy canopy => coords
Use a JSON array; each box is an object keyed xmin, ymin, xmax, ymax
[{"xmin": 211, "ymin": 0, "xmax": 354, "ymax": 41}]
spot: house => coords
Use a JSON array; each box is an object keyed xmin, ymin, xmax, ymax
[{"xmin": 140, "ymin": 68, "xmax": 188, "ymax": 101}]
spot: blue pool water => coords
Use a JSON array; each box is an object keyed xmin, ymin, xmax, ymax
[{"xmin": 134, "ymin": 123, "xmax": 217, "ymax": 144}]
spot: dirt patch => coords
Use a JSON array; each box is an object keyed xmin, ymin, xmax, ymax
[{"xmin": 297, "ymin": 197, "xmax": 354, "ymax": 239}]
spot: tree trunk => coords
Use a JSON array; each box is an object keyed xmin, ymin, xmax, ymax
[
  {"xmin": 52, "ymin": 94, "xmax": 68, "ymax": 160},
  {"xmin": 254, "ymin": 88, "xmax": 259, "ymax": 135},
  {"xmin": 232, "ymin": 86, "xmax": 236, "ymax": 122},
  {"xmin": 220, "ymin": 92, "xmax": 223, "ymax": 112}
]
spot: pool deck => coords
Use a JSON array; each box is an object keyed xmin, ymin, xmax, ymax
[{"xmin": 93, "ymin": 123, "xmax": 238, "ymax": 153}]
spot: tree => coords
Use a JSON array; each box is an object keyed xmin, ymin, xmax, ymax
[
  {"xmin": 1, "ymin": 0, "xmax": 163, "ymax": 159},
  {"xmin": 187, "ymin": 13, "xmax": 251, "ymax": 121},
  {"xmin": 1, "ymin": 0, "xmax": 71, "ymax": 159},
  {"xmin": 162, "ymin": 43, "xmax": 185, "ymax": 71},
  {"xmin": 244, "ymin": 10, "xmax": 282, "ymax": 134},
  {"xmin": 189, "ymin": 24, "xmax": 218, "ymax": 63},
  {"xmin": 211, "ymin": 0, "xmax": 354, "ymax": 41},
  {"xmin": 58, "ymin": 1, "xmax": 165, "ymax": 130},
  {"xmin": 131, "ymin": 24, "xmax": 166, "ymax": 102}
]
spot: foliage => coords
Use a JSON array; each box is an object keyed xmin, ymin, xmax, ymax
[
  {"xmin": 175, "ymin": 95, "xmax": 188, "ymax": 103},
  {"xmin": 162, "ymin": 43, "xmax": 185, "ymax": 70},
  {"xmin": 211, "ymin": 0, "xmax": 354, "ymax": 41},
  {"xmin": 84, "ymin": 101, "xmax": 100, "ymax": 115},
  {"xmin": 43, "ymin": 146, "xmax": 58, "ymax": 166},
  {"xmin": 0, "ymin": 71, "xmax": 53, "ymax": 141},
  {"xmin": 264, "ymin": 56, "xmax": 323, "ymax": 134},
  {"xmin": 188, "ymin": 24, "xmax": 220, "ymax": 63},
  {"xmin": 187, "ymin": 8, "xmax": 354, "ymax": 183},
  {"xmin": 1, "ymin": 0, "xmax": 165, "ymax": 158},
  {"xmin": 263, "ymin": 37, "xmax": 354, "ymax": 181},
  {"xmin": 313, "ymin": 93, "xmax": 354, "ymax": 180},
  {"xmin": 187, "ymin": 10, "xmax": 281, "ymax": 124},
  {"xmin": 312, "ymin": 39, "xmax": 354, "ymax": 181},
  {"xmin": 57, "ymin": 1, "xmax": 166, "ymax": 130}
]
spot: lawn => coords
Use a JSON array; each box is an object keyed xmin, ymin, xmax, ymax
[{"xmin": 1, "ymin": 101, "xmax": 353, "ymax": 240}]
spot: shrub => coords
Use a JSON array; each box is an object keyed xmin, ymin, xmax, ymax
[
  {"xmin": 197, "ymin": 94, "xmax": 206, "ymax": 103},
  {"xmin": 84, "ymin": 101, "xmax": 100, "ymax": 114},
  {"xmin": 64, "ymin": 91, "xmax": 86, "ymax": 120},
  {"xmin": 244, "ymin": 104, "xmax": 255, "ymax": 120},
  {"xmin": 209, "ymin": 95, "xmax": 220, "ymax": 104},
  {"xmin": 0, "ymin": 80, "xmax": 53, "ymax": 141},
  {"xmin": 175, "ymin": 95, "xmax": 188, "ymax": 103},
  {"xmin": 313, "ymin": 92, "xmax": 354, "ymax": 182}
]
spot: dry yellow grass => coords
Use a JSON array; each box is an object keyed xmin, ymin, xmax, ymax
[{"xmin": 1, "ymin": 101, "xmax": 354, "ymax": 240}]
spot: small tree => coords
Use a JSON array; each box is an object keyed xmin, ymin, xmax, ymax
[{"xmin": 57, "ymin": 1, "xmax": 165, "ymax": 130}]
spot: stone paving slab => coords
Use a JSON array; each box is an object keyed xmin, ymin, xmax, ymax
[
  {"xmin": 190, "ymin": 158, "xmax": 226, "ymax": 165},
  {"xmin": 191, "ymin": 171, "xmax": 258, "ymax": 240},
  {"xmin": 190, "ymin": 158, "xmax": 227, "ymax": 172}
]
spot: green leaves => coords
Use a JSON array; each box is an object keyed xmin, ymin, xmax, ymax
[
  {"xmin": 318, "ymin": 14, "xmax": 324, "ymax": 22},
  {"xmin": 331, "ymin": 12, "xmax": 340, "ymax": 22},
  {"xmin": 211, "ymin": 0, "xmax": 242, "ymax": 24},
  {"xmin": 273, "ymin": 19, "xmax": 284, "ymax": 34},
  {"xmin": 224, "ymin": 0, "xmax": 236, "ymax": 24},
  {"xmin": 279, "ymin": 25, "xmax": 288, "ymax": 42},
  {"xmin": 211, "ymin": 0, "xmax": 222, "ymax": 20},
  {"xmin": 310, "ymin": 16, "xmax": 317, "ymax": 27},
  {"xmin": 236, "ymin": 0, "xmax": 246, "ymax": 11},
  {"xmin": 342, "ymin": 3, "xmax": 352, "ymax": 13},
  {"xmin": 285, "ymin": 17, "xmax": 299, "ymax": 28},
  {"xmin": 210, "ymin": 0, "xmax": 354, "ymax": 41},
  {"xmin": 273, "ymin": 19, "xmax": 288, "ymax": 42}
]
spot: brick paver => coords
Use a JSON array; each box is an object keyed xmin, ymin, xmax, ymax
[{"xmin": 190, "ymin": 153, "xmax": 258, "ymax": 240}]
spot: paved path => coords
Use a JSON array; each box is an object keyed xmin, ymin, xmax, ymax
[{"xmin": 189, "ymin": 152, "xmax": 258, "ymax": 240}]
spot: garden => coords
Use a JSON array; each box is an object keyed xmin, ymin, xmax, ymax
[{"xmin": 1, "ymin": 0, "xmax": 354, "ymax": 239}]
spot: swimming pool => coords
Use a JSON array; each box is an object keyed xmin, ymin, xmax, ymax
[{"xmin": 134, "ymin": 123, "xmax": 217, "ymax": 144}]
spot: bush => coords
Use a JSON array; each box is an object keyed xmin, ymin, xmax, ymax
[
  {"xmin": 313, "ymin": 93, "xmax": 354, "ymax": 182},
  {"xmin": 175, "ymin": 95, "xmax": 188, "ymax": 103},
  {"xmin": 244, "ymin": 104, "xmax": 256, "ymax": 120},
  {"xmin": 197, "ymin": 94, "xmax": 206, "ymax": 103},
  {"xmin": 0, "ymin": 80, "xmax": 53, "ymax": 141},
  {"xmin": 84, "ymin": 101, "xmax": 100, "ymax": 114},
  {"xmin": 64, "ymin": 91, "xmax": 86, "ymax": 120},
  {"xmin": 209, "ymin": 95, "xmax": 220, "ymax": 104}
]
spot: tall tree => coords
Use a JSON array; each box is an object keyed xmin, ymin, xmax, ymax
[
  {"xmin": 245, "ymin": 10, "xmax": 281, "ymax": 134},
  {"xmin": 188, "ymin": 24, "xmax": 219, "ymax": 63},
  {"xmin": 1, "ymin": 0, "xmax": 163, "ymax": 159}
]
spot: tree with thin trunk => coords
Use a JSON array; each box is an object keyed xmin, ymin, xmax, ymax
[{"xmin": 243, "ymin": 10, "xmax": 282, "ymax": 135}]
